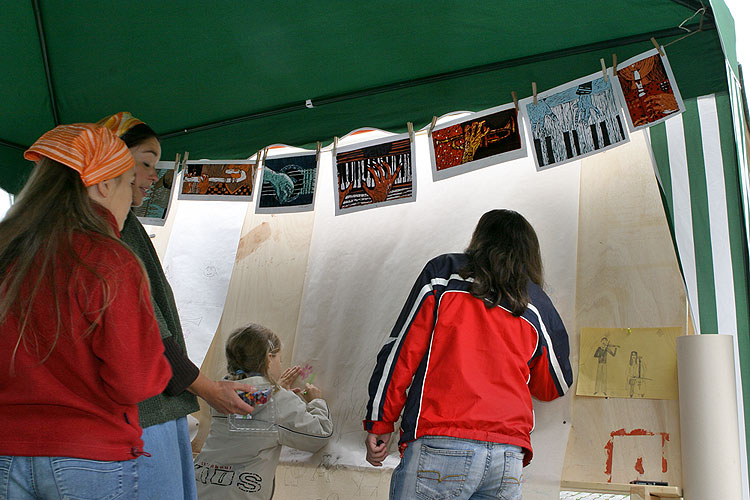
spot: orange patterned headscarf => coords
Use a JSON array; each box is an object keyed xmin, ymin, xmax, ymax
[
  {"xmin": 97, "ymin": 111, "xmax": 144, "ymax": 138},
  {"xmin": 24, "ymin": 124, "xmax": 135, "ymax": 187}
]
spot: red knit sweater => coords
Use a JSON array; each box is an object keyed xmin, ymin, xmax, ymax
[{"xmin": 0, "ymin": 213, "xmax": 172, "ymax": 460}]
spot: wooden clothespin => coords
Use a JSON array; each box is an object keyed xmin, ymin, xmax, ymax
[
  {"xmin": 173, "ymin": 152, "xmax": 181, "ymax": 171},
  {"xmin": 407, "ymin": 121, "xmax": 414, "ymax": 142},
  {"xmin": 180, "ymin": 151, "xmax": 189, "ymax": 172},
  {"xmin": 428, "ymin": 116, "xmax": 437, "ymax": 136},
  {"xmin": 315, "ymin": 141, "xmax": 321, "ymax": 162},
  {"xmin": 532, "ymin": 82, "xmax": 538, "ymax": 106},
  {"xmin": 261, "ymin": 147, "xmax": 269, "ymax": 165},
  {"xmin": 253, "ymin": 150, "xmax": 261, "ymax": 177},
  {"xmin": 651, "ymin": 37, "xmax": 664, "ymax": 57},
  {"xmin": 600, "ymin": 58, "xmax": 608, "ymax": 82},
  {"xmin": 511, "ymin": 91, "xmax": 518, "ymax": 111},
  {"xmin": 333, "ymin": 136, "xmax": 339, "ymax": 155},
  {"xmin": 612, "ymin": 53, "xmax": 618, "ymax": 76}
]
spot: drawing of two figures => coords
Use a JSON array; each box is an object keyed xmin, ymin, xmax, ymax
[{"xmin": 594, "ymin": 337, "xmax": 647, "ymax": 398}]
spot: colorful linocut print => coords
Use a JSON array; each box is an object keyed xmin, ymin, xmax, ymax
[
  {"xmin": 179, "ymin": 161, "xmax": 257, "ymax": 201},
  {"xmin": 133, "ymin": 161, "xmax": 176, "ymax": 226},
  {"xmin": 334, "ymin": 133, "xmax": 415, "ymax": 215},
  {"xmin": 429, "ymin": 103, "xmax": 526, "ymax": 180},
  {"xmin": 612, "ymin": 48, "xmax": 684, "ymax": 132},
  {"xmin": 521, "ymin": 70, "xmax": 629, "ymax": 170},
  {"xmin": 257, "ymin": 152, "xmax": 318, "ymax": 214}
]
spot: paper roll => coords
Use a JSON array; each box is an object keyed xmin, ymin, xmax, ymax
[{"xmin": 677, "ymin": 334, "xmax": 743, "ymax": 500}]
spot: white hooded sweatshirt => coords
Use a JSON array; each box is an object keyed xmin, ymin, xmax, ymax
[{"xmin": 194, "ymin": 375, "xmax": 333, "ymax": 499}]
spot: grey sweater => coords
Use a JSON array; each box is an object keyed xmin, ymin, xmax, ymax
[{"xmin": 121, "ymin": 211, "xmax": 199, "ymax": 428}]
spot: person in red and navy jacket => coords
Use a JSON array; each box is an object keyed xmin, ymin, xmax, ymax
[{"xmin": 363, "ymin": 209, "xmax": 573, "ymax": 500}]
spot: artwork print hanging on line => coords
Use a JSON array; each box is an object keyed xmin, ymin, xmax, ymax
[
  {"xmin": 178, "ymin": 160, "xmax": 257, "ymax": 201},
  {"xmin": 133, "ymin": 160, "xmax": 177, "ymax": 226},
  {"xmin": 256, "ymin": 151, "xmax": 318, "ymax": 214},
  {"xmin": 429, "ymin": 103, "xmax": 527, "ymax": 181},
  {"xmin": 520, "ymin": 69, "xmax": 630, "ymax": 170},
  {"xmin": 333, "ymin": 132, "xmax": 416, "ymax": 215},
  {"xmin": 611, "ymin": 47, "xmax": 685, "ymax": 132}
]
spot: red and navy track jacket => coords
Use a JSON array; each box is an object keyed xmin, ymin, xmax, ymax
[{"xmin": 363, "ymin": 253, "xmax": 572, "ymax": 465}]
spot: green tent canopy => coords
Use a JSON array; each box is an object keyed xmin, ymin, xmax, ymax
[{"xmin": 0, "ymin": 0, "xmax": 730, "ymax": 193}]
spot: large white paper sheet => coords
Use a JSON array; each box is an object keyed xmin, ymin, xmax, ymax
[
  {"xmin": 162, "ymin": 188, "xmax": 248, "ymax": 367},
  {"xmin": 285, "ymin": 130, "xmax": 580, "ymax": 500}
]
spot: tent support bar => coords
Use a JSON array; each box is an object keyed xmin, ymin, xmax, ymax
[
  {"xmin": 32, "ymin": 0, "xmax": 60, "ymax": 126},
  {"xmin": 160, "ymin": 21, "xmax": 713, "ymax": 140},
  {"xmin": 0, "ymin": 139, "xmax": 27, "ymax": 151}
]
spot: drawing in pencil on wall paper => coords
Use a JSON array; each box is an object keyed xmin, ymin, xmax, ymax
[{"xmin": 577, "ymin": 327, "xmax": 679, "ymax": 400}]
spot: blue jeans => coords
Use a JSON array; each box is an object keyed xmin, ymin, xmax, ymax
[
  {"xmin": 389, "ymin": 436, "xmax": 524, "ymax": 500},
  {"xmin": 0, "ymin": 455, "xmax": 138, "ymax": 500},
  {"xmin": 136, "ymin": 417, "xmax": 197, "ymax": 500}
]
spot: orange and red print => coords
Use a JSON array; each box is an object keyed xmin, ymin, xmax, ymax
[
  {"xmin": 613, "ymin": 48, "xmax": 684, "ymax": 132},
  {"xmin": 429, "ymin": 103, "xmax": 526, "ymax": 181},
  {"xmin": 179, "ymin": 161, "xmax": 257, "ymax": 201},
  {"xmin": 334, "ymin": 133, "xmax": 415, "ymax": 215}
]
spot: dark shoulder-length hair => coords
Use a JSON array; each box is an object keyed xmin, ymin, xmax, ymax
[
  {"xmin": 0, "ymin": 159, "xmax": 142, "ymax": 370},
  {"xmin": 118, "ymin": 122, "xmax": 159, "ymax": 148},
  {"xmin": 459, "ymin": 209, "xmax": 543, "ymax": 316}
]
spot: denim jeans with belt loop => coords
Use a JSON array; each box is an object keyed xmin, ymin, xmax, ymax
[
  {"xmin": 389, "ymin": 436, "xmax": 524, "ymax": 500},
  {"xmin": 0, "ymin": 455, "xmax": 138, "ymax": 500}
]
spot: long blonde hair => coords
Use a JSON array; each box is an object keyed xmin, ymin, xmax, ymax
[
  {"xmin": 225, "ymin": 323, "xmax": 282, "ymax": 390},
  {"xmin": 0, "ymin": 159, "xmax": 142, "ymax": 370}
]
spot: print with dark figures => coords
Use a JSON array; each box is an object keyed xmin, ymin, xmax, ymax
[
  {"xmin": 526, "ymin": 76, "xmax": 627, "ymax": 169},
  {"xmin": 432, "ymin": 108, "xmax": 521, "ymax": 171},
  {"xmin": 259, "ymin": 154, "xmax": 317, "ymax": 208},
  {"xmin": 336, "ymin": 138, "xmax": 413, "ymax": 210},
  {"xmin": 616, "ymin": 53, "xmax": 681, "ymax": 128}
]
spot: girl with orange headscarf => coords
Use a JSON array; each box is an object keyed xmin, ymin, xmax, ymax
[{"xmin": 0, "ymin": 124, "xmax": 172, "ymax": 499}]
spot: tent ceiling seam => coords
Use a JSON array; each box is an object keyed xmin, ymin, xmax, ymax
[
  {"xmin": 32, "ymin": 0, "xmax": 60, "ymax": 127},
  {"xmin": 159, "ymin": 21, "xmax": 714, "ymax": 141}
]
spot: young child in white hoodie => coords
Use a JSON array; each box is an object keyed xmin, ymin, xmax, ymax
[{"xmin": 195, "ymin": 324, "xmax": 332, "ymax": 499}]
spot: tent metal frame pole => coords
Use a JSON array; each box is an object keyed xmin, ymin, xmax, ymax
[
  {"xmin": 32, "ymin": 0, "xmax": 60, "ymax": 126},
  {"xmin": 0, "ymin": 139, "xmax": 27, "ymax": 152},
  {"xmin": 160, "ymin": 21, "xmax": 714, "ymax": 140}
]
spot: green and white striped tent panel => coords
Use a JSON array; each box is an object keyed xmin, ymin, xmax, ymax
[{"xmin": 648, "ymin": 85, "xmax": 750, "ymax": 488}]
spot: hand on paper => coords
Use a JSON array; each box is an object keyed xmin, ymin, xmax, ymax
[
  {"xmin": 278, "ymin": 365, "xmax": 302, "ymax": 389},
  {"xmin": 365, "ymin": 432, "xmax": 392, "ymax": 467},
  {"xmin": 300, "ymin": 383, "xmax": 321, "ymax": 403},
  {"xmin": 362, "ymin": 160, "xmax": 402, "ymax": 203},
  {"xmin": 461, "ymin": 120, "xmax": 489, "ymax": 163}
]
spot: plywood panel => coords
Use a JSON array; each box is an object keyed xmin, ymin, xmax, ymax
[{"xmin": 561, "ymin": 131, "xmax": 687, "ymax": 487}]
